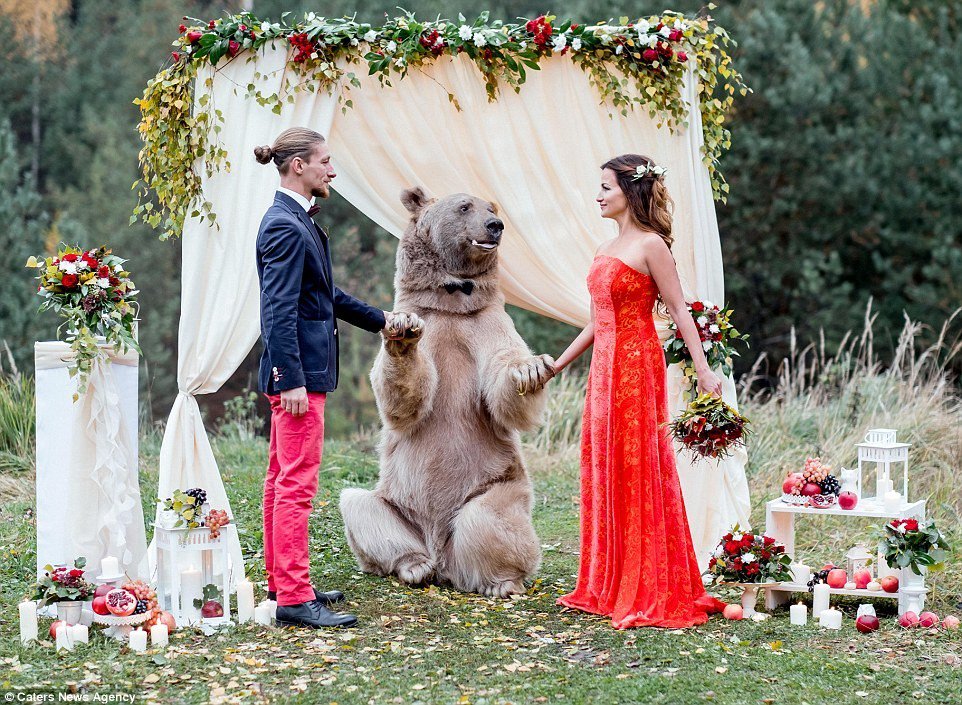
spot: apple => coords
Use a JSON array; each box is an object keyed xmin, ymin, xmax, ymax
[
  {"xmin": 802, "ymin": 482, "xmax": 822, "ymax": 497},
  {"xmin": 94, "ymin": 584, "xmax": 114, "ymax": 598},
  {"xmin": 723, "ymin": 604, "xmax": 743, "ymax": 620},
  {"xmin": 92, "ymin": 595, "xmax": 110, "ymax": 615},
  {"xmin": 827, "ymin": 569, "xmax": 847, "ymax": 589},
  {"xmin": 201, "ymin": 600, "xmax": 224, "ymax": 619},
  {"xmin": 838, "ymin": 491, "xmax": 858, "ymax": 510},
  {"xmin": 880, "ymin": 575, "xmax": 899, "ymax": 593},
  {"xmin": 856, "ymin": 614, "xmax": 880, "ymax": 633},
  {"xmin": 854, "ymin": 569, "xmax": 872, "ymax": 590},
  {"xmin": 782, "ymin": 473, "xmax": 804, "ymax": 495},
  {"xmin": 942, "ymin": 615, "xmax": 960, "ymax": 630},
  {"xmin": 898, "ymin": 611, "xmax": 920, "ymax": 628},
  {"xmin": 822, "ymin": 563, "xmax": 837, "ymax": 572},
  {"xmin": 919, "ymin": 611, "xmax": 939, "ymax": 628},
  {"xmin": 49, "ymin": 620, "xmax": 64, "ymax": 640}
]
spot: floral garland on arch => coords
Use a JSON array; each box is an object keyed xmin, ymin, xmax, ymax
[{"xmin": 135, "ymin": 8, "xmax": 746, "ymax": 241}]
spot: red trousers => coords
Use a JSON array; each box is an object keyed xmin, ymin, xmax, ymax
[{"xmin": 264, "ymin": 392, "xmax": 326, "ymax": 606}]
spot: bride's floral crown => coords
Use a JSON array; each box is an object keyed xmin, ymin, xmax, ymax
[{"xmin": 631, "ymin": 163, "xmax": 668, "ymax": 181}]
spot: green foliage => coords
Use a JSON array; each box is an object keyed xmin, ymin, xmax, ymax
[{"xmin": 0, "ymin": 368, "xmax": 34, "ymax": 474}]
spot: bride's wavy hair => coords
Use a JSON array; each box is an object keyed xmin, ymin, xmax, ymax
[
  {"xmin": 254, "ymin": 127, "xmax": 325, "ymax": 174},
  {"xmin": 601, "ymin": 154, "xmax": 674, "ymax": 250}
]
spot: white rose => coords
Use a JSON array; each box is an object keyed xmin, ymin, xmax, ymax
[
  {"xmin": 675, "ymin": 20, "xmax": 688, "ymax": 32},
  {"xmin": 310, "ymin": 52, "xmax": 318, "ymax": 60},
  {"xmin": 363, "ymin": 30, "xmax": 377, "ymax": 42},
  {"xmin": 659, "ymin": 25, "xmax": 671, "ymax": 38},
  {"xmin": 731, "ymin": 533, "xmax": 743, "ymax": 542},
  {"xmin": 615, "ymin": 44, "xmax": 623, "ymax": 55},
  {"xmin": 394, "ymin": 57, "xmax": 405, "ymax": 67},
  {"xmin": 59, "ymin": 261, "xmax": 77, "ymax": 274},
  {"xmin": 702, "ymin": 341, "xmax": 712, "ymax": 352},
  {"xmin": 714, "ymin": 546, "xmax": 725, "ymax": 558},
  {"xmin": 697, "ymin": 316, "xmax": 707, "ymax": 326},
  {"xmin": 306, "ymin": 12, "xmax": 316, "ymax": 22},
  {"xmin": 742, "ymin": 552, "xmax": 756, "ymax": 564},
  {"xmin": 571, "ymin": 37, "xmax": 582, "ymax": 51},
  {"xmin": 473, "ymin": 32, "xmax": 486, "ymax": 47},
  {"xmin": 647, "ymin": 34, "xmax": 659, "ymax": 48},
  {"xmin": 636, "ymin": 19, "xmax": 652, "ymax": 35},
  {"xmin": 552, "ymin": 34, "xmax": 567, "ymax": 51},
  {"xmin": 76, "ymin": 260, "xmax": 89, "ymax": 271},
  {"xmin": 459, "ymin": 25, "xmax": 472, "ymax": 40},
  {"xmin": 97, "ymin": 277, "xmax": 111, "ymax": 289},
  {"xmin": 260, "ymin": 22, "xmax": 272, "ymax": 34},
  {"xmin": 598, "ymin": 31, "xmax": 611, "ymax": 45},
  {"xmin": 114, "ymin": 264, "xmax": 123, "ymax": 273},
  {"xmin": 350, "ymin": 38, "xmax": 358, "ymax": 46},
  {"xmin": 385, "ymin": 40, "xmax": 397, "ymax": 53},
  {"xmin": 709, "ymin": 324, "xmax": 720, "ymax": 333}
]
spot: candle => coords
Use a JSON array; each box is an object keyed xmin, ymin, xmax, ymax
[
  {"xmin": 128, "ymin": 629, "xmax": 148, "ymax": 652},
  {"xmin": 19, "ymin": 601, "xmax": 38, "ymax": 644},
  {"xmin": 790, "ymin": 562, "xmax": 811, "ymax": 585},
  {"xmin": 70, "ymin": 624, "xmax": 88, "ymax": 644},
  {"xmin": 236, "ymin": 579, "xmax": 255, "ymax": 624},
  {"xmin": 55, "ymin": 623, "xmax": 73, "ymax": 651},
  {"xmin": 150, "ymin": 623, "xmax": 169, "ymax": 647},
  {"xmin": 80, "ymin": 608, "xmax": 94, "ymax": 627},
  {"xmin": 819, "ymin": 609, "xmax": 842, "ymax": 629},
  {"xmin": 100, "ymin": 555, "xmax": 120, "ymax": 577},
  {"xmin": 883, "ymin": 490, "xmax": 902, "ymax": 513},
  {"xmin": 180, "ymin": 567, "xmax": 203, "ymax": 622},
  {"xmin": 812, "ymin": 583, "xmax": 831, "ymax": 616},
  {"xmin": 267, "ymin": 599, "xmax": 277, "ymax": 620},
  {"xmin": 790, "ymin": 602, "xmax": 807, "ymax": 626},
  {"xmin": 254, "ymin": 603, "xmax": 272, "ymax": 626},
  {"xmin": 877, "ymin": 478, "xmax": 893, "ymax": 497}
]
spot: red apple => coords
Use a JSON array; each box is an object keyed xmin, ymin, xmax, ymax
[
  {"xmin": 919, "ymin": 611, "xmax": 939, "ymax": 628},
  {"xmin": 827, "ymin": 569, "xmax": 847, "ymax": 589},
  {"xmin": 880, "ymin": 575, "xmax": 899, "ymax": 593},
  {"xmin": 856, "ymin": 614, "xmax": 880, "ymax": 633},
  {"xmin": 92, "ymin": 595, "xmax": 110, "ymax": 615},
  {"xmin": 898, "ymin": 611, "xmax": 920, "ymax": 628},
  {"xmin": 854, "ymin": 569, "xmax": 872, "ymax": 590},
  {"xmin": 782, "ymin": 473, "xmax": 804, "ymax": 495},
  {"xmin": 201, "ymin": 600, "xmax": 224, "ymax": 618},
  {"xmin": 802, "ymin": 482, "xmax": 822, "ymax": 496},
  {"xmin": 49, "ymin": 620, "xmax": 64, "ymax": 640},
  {"xmin": 942, "ymin": 615, "xmax": 960, "ymax": 630},
  {"xmin": 838, "ymin": 491, "xmax": 858, "ymax": 510},
  {"xmin": 723, "ymin": 604, "xmax": 743, "ymax": 620},
  {"xmin": 94, "ymin": 584, "xmax": 114, "ymax": 598}
]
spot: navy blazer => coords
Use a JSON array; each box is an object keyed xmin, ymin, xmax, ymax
[{"xmin": 256, "ymin": 191, "xmax": 386, "ymax": 395}]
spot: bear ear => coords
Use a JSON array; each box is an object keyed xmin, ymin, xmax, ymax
[
  {"xmin": 489, "ymin": 200, "xmax": 500, "ymax": 215},
  {"xmin": 400, "ymin": 186, "xmax": 432, "ymax": 216}
]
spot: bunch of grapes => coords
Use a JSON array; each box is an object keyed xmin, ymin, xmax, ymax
[
  {"xmin": 802, "ymin": 457, "xmax": 830, "ymax": 484},
  {"xmin": 806, "ymin": 568, "xmax": 831, "ymax": 592},
  {"xmin": 122, "ymin": 579, "xmax": 158, "ymax": 613},
  {"xmin": 185, "ymin": 487, "xmax": 207, "ymax": 506},
  {"xmin": 819, "ymin": 475, "xmax": 841, "ymax": 496},
  {"xmin": 206, "ymin": 508, "xmax": 230, "ymax": 540}
]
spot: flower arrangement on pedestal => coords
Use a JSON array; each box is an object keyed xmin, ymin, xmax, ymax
[
  {"xmin": 708, "ymin": 526, "xmax": 793, "ymax": 584},
  {"xmin": 25, "ymin": 245, "xmax": 140, "ymax": 400},
  {"xmin": 878, "ymin": 518, "xmax": 951, "ymax": 576},
  {"xmin": 669, "ymin": 393, "xmax": 750, "ymax": 460},
  {"xmin": 663, "ymin": 300, "xmax": 748, "ymax": 399},
  {"xmin": 32, "ymin": 557, "xmax": 96, "ymax": 607}
]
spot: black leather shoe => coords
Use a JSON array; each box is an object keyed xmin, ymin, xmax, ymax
[
  {"xmin": 275, "ymin": 599, "xmax": 358, "ymax": 628},
  {"xmin": 268, "ymin": 588, "xmax": 345, "ymax": 605}
]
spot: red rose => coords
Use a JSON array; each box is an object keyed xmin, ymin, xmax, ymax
[
  {"xmin": 691, "ymin": 301, "xmax": 705, "ymax": 312},
  {"xmin": 763, "ymin": 536, "xmax": 775, "ymax": 546},
  {"xmin": 677, "ymin": 51, "xmax": 688, "ymax": 62},
  {"xmin": 905, "ymin": 519, "xmax": 919, "ymax": 532},
  {"xmin": 642, "ymin": 49, "xmax": 658, "ymax": 62},
  {"xmin": 669, "ymin": 29, "xmax": 683, "ymax": 42},
  {"xmin": 208, "ymin": 20, "xmax": 216, "ymax": 29},
  {"xmin": 187, "ymin": 30, "xmax": 203, "ymax": 43},
  {"xmin": 228, "ymin": 40, "xmax": 240, "ymax": 57},
  {"xmin": 69, "ymin": 568, "xmax": 83, "ymax": 577},
  {"xmin": 61, "ymin": 273, "xmax": 78, "ymax": 288},
  {"xmin": 63, "ymin": 253, "xmax": 79, "ymax": 262},
  {"xmin": 239, "ymin": 24, "xmax": 247, "ymax": 32},
  {"xmin": 723, "ymin": 533, "xmax": 733, "ymax": 541},
  {"xmin": 172, "ymin": 52, "xmax": 181, "ymax": 62},
  {"xmin": 97, "ymin": 265, "xmax": 110, "ymax": 278},
  {"xmin": 179, "ymin": 24, "xmax": 187, "ymax": 33},
  {"xmin": 724, "ymin": 541, "xmax": 739, "ymax": 554},
  {"xmin": 743, "ymin": 533, "xmax": 754, "ymax": 543},
  {"xmin": 571, "ymin": 24, "xmax": 579, "ymax": 30}
]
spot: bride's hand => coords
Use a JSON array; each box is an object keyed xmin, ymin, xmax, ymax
[{"xmin": 696, "ymin": 368, "xmax": 723, "ymax": 397}]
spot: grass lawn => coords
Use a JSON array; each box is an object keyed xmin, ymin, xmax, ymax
[{"xmin": 1, "ymin": 427, "xmax": 961, "ymax": 705}]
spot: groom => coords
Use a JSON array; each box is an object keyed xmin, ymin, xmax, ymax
[{"xmin": 254, "ymin": 127, "xmax": 393, "ymax": 628}]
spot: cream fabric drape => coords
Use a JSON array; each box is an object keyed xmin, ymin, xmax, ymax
[{"xmin": 157, "ymin": 43, "xmax": 750, "ymax": 578}]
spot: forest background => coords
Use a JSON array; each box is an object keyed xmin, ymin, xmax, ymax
[{"xmin": 1, "ymin": 0, "xmax": 960, "ymax": 437}]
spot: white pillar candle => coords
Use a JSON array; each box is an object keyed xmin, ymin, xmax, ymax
[
  {"xmin": 19, "ymin": 601, "xmax": 38, "ymax": 644},
  {"xmin": 128, "ymin": 629, "xmax": 148, "ymax": 652},
  {"xmin": 236, "ymin": 579, "xmax": 255, "ymax": 624},
  {"xmin": 877, "ymin": 478, "xmax": 893, "ymax": 497},
  {"xmin": 790, "ymin": 603, "xmax": 807, "ymax": 626},
  {"xmin": 254, "ymin": 603, "xmax": 272, "ymax": 626},
  {"xmin": 150, "ymin": 623, "xmax": 169, "ymax": 647},
  {"xmin": 99, "ymin": 555, "xmax": 120, "ymax": 576},
  {"xmin": 812, "ymin": 583, "xmax": 831, "ymax": 616},
  {"xmin": 70, "ymin": 624, "xmax": 88, "ymax": 644},
  {"xmin": 819, "ymin": 609, "xmax": 842, "ymax": 629},
  {"xmin": 180, "ymin": 567, "xmax": 203, "ymax": 622},
  {"xmin": 883, "ymin": 490, "xmax": 902, "ymax": 513},
  {"xmin": 79, "ymin": 608, "xmax": 94, "ymax": 627},
  {"xmin": 55, "ymin": 623, "xmax": 73, "ymax": 651},
  {"xmin": 267, "ymin": 599, "xmax": 277, "ymax": 620},
  {"xmin": 790, "ymin": 562, "xmax": 811, "ymax": 585}
]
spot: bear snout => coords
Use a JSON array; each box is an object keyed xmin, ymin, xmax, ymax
[{"xmin": 485, "ymin": 218, "xmax": 504, "ymax": 241}]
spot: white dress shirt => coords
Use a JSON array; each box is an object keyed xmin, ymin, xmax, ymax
[{"xmin": 277, "ymin": 186, "xmax": 314, "ymax": 213}]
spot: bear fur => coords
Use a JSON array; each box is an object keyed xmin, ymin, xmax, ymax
[{"xmin": 339, "ymin": 187, "xmax": 555, "ymax": 597}]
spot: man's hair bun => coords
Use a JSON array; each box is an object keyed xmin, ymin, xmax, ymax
[{"xmin": 253, "ymin": 145, "xmax": 274, "ymax": 164}]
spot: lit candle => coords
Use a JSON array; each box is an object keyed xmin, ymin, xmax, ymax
[
  {"xmin": 876, "ymin": 478, "xmax": 893, "ymax": 497},
  {"xmin": 19, "ymin": 601, "xmax": 38, "ymax": 644},
  {"xmin": 70, "ymin": 624, "xmax": 88, "ymax": 644},
  {"xmin": 819, "ymin": 609, "xmax": 842, "ymax": 629},
  {"xmin": 884, "ymin": 490, "xmax": 902, "ymax": 513},
  {"xmin": 813, "ymin": 583, "xmax": 831, "ymax": 615},
  {"xmin": 55, "ymin": 623, "xmax": 73, "ymax": 651},
  {"xmin": 180, "ymin": 567, "xmax": 203, "ymax": 622},
  {"xmin": 128, "ymin": 628, "xmax": 148, "ymax": 652},
  {"xmin": 99, "ymin": 555, "xmax": 120, "ymax": 577},
  {"xmin": 790, "ymin": 602, "xmax": 807, "ymax": 626},
  {"xmin": 150, "ymin": 623, "xmax": 169, "ymax": 647},
  {"xmin": 254, "ymin": 603, "xmax": 272, "ymax": 626},
  {"xmin": 236, "ymin": 579, "xmax": 255, "ymax": 624},
  {"xmin": 790, "ymin": 562, "xmax": 811, "ymax": 585}
]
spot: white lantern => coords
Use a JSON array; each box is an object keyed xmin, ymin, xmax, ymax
[
  {"xmin": 154, "ymin": 524, "xmax": 235, "ymax": 626},
  {"xmin": 845, "ymin": 544, "xmax": 873, "ymax": 577},
  {"xmin": 855, "ymin": 428, "xmax": 911, "ymax": 504}
]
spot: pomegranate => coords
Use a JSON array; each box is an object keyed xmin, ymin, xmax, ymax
[
  {"xmin": 919, "ymin": 611, "xmax": 939, "ymax": 628},
  {"xmin": 782, "ymin": 473, "xmax": 803, "ymax": 495},
  {"xmin": 105, "ymin": 588, "xmax": 137, "ymax": 616},
  {"xmin": 801, "ymin": 482, "xmax": 821, "ymax": 497},
  {"xmin": 827, "ymin": 569, "xmax": 847, "ymax": 589},
  {"xmin": 880, "ymin": 575, "xmax": 899, "ymax": 593},
  {"xmin": 723, "ymin": 604, "xmax": 743, "ymax": 620},
  {"xmin": 898, "ymin": 611, "xmax": 920, "ymax": 628},
  {"xmin": 838, "ymin": 491, "xmax": 858, "ymax": 510},
  {"xmin": 94, "ymin": 584, "xmax": 114, "ymax": 598},
  {"xmin": 853, "ymin": 569, "xmax": 872, "ymax": 590},
  {"xmin": 942, "ymin": 615, "xmax": 960, "ymax": 630},
  {"xmin": 201, "ymin": 600, "xmax": 224, "ymax": 618},
  {"xmin": 49, "ymin": 620, "xmax": 64, "ymax": 640},
  {"xmin": 92, "ymin": 595, "xmax": 110, "ymax": 615},
  {"xmin": 157, "ymin": 610, "xmax": 178, "ymax": 631},
  {"xmin": 856, "ymin": 614, "xmax": 880, "ymax": 633}
]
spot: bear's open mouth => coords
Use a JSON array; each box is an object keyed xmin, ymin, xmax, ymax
[{"xmin": 471, "ymin": 239, "xmax": 499, "ymax": 251}]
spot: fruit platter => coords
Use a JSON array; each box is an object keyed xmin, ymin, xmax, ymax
[
  {"xmin": 781, "ymin": 457, "xmax": 843, "ymax": 508},
  {"xmin": 90, "ymin": 579, "xmax": 158, "ymax": 641}
]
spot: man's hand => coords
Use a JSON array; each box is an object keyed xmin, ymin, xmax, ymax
[{"xmin": 280, "ymin": 386, "xmax": 309, "ymax": 416}]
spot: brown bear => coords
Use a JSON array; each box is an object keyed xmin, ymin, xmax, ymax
[{"xmin": 339, "ymin": 187, "xmax": 555, "ymax": 597}]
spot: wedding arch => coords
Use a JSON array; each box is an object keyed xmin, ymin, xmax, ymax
[{"xmin": 136, "ymin": 9, "xmax": 751, "ymax": 576}]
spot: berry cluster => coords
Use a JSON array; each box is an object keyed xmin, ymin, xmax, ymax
[
  {"xmin": 807, "ymin": 568, "xmax": 831, "ymax": 592},
  {"xmin": 122, "ymin": 579, "xmax": 158, "ymax": 613},
  {"xmin": 787, "ymin": 457, "xmax": 841, "ymax": 498},
  {"xmin": 802, "ymin": 456, "xmax": 829, "ymax": 483},
  {"xmin": 206, "ymin": 509, "xmax": 230, "ymax": 540},
  {"xmin": 184, "ymin": 487, "xmax": 207, "ymax": 506}
]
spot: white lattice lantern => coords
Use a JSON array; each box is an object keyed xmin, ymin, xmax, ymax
[
  {"xmin": 855, "ymin": 429, "xmax": 911, "ymax": 505},
  {"xmin": 154, "ymin": 525, "xmax": 234, "ymax": 626}
]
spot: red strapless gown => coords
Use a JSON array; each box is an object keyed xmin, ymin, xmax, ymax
[{"xmin": 558, "ymin": 255, "xmax": 726, "ymax": 628}]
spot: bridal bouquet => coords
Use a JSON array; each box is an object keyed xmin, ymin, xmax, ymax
[
  {"xmin": 708, "ymin": 525, "xmax": 792, "ymax": 584},
  {"xmin": 669, "ymin": 393, "xmax": 750, "ymax": 460},
  {"xmin": 663, "ymin": 300, "xmax": 747, "ymax": 398},
  {"xmin": 878, "ymin": 518, "xmax": 951, "ymax": 576},
  {"xmin": 26, "ymin": 245, "xmax": 140, "ymax": 400}
]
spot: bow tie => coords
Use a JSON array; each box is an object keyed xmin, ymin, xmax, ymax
[
  {"xmin": 307, "ymin": 205, "xmax": 321, "ymax": 217},
  {"xmin": 443, "ymin": 281, "xmax": 475, "ymax": 295}
]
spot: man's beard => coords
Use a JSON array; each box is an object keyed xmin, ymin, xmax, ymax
[{"xmin": 311, "ymin": 184, "xmax": 330, "ymax": 199}]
